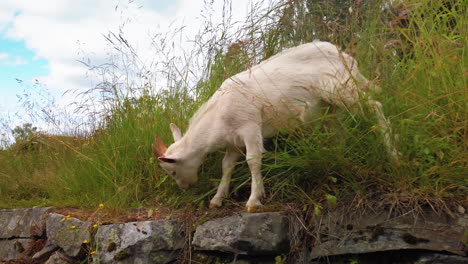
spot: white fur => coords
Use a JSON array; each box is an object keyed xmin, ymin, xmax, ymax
[{"xmin": 156, "ymin": 40, "xmax": 399, "ymax": 210}]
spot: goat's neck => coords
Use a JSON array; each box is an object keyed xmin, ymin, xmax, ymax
[{"xmin": 183, "ymin": 118, "xmax": 224, "ymax": 156}]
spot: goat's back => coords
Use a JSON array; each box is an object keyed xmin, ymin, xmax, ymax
[{"xmin": 192, "ymin": 41, "xmax": 370, "ymax": 138}]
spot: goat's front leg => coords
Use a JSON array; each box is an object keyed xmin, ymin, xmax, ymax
[
  {"xmin": 239, "ymin": 124, "xmax": 265, "ymax": 212},
  {"xmin": 209, "ymin": 148, "xmax": 241, "ymax": 208}
]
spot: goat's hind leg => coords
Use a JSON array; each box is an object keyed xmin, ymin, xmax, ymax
[
  {"xmin": 365, "ymin": 98, "xmax": 401, "ymax": 165},
  {"xmin": 209, "ymin": 148, "xmax": 242, "ymax": 208}
]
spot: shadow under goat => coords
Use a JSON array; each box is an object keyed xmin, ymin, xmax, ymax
[{"xmin": 152, "ymin": 40, "xmax": 400, "ymax": 212}]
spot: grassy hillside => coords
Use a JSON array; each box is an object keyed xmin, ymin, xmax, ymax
[{"xmin": 0, "ymin": 0, "xmax": 466, "ymax": 215}]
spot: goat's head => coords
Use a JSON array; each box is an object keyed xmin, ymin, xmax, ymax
[{"xmin": 152, "ymin": 123, "xmax": 199, "ymax": 190}]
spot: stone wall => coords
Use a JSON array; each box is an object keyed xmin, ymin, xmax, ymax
[{"xmin": 0, "ymin": 208, "xmax": 466, "ymax": 263}]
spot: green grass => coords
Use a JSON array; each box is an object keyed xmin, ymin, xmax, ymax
[{"xmin": 0, "ymin": 0, "xmax": 466, "ymax": 214}]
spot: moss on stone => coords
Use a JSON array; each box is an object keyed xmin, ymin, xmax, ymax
[
  {"xmin": 113, "ymin": 249, "xmax": 130, "ymax": 261},
  {"xmin": 106, "ymin": 242, "xmax": 116, "ymax": 252}
]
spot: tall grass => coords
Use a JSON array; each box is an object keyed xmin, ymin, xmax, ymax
[{"xmin": 0, "ymin": 0, "xmax": 466, "ymax": 214}]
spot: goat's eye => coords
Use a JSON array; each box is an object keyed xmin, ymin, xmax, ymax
[{"xmin": 172, "ymin": 171, "xmax": 176, "ymax": 176}]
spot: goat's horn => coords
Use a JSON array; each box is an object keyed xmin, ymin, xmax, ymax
[{"xmin": 151, "ymin": 136, "xmax": 167, "ymax": 157}]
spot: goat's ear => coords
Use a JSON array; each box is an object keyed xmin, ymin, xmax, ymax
[
  {"xmin": 151, "ymin": 136, "xmax": 167, "ymax": 157},
  {"xmin": 170, "ymin": 123, "xmax": 182, "ymax": 142},
  {"xmin": 158, "ymin": 157, "xmax": 177, "ymax": 163}
]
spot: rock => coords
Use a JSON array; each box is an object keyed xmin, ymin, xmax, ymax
[
  {"xmin": 46, "ymin": 213, "xmax": 92, "ymax": 258},
  {"xmin": 32, "ymin": 244, "xmax": 59, "ymax": 260},
  {"xmin": 0, "ymin": 238, "xmax": 32, "ymax": 261},
  {"xmin": 311, "ymin": 210, "xmax": 467, "ymax": 259},
  {"xmin": 414, "ymin": 253, "xmax": 468, "ymax": 264},
  {"xmin": 0, "ymin": 207, "xmax": 53, "ymax": 238},
  {"xmin": 2, "ymin": 206, "xmax": 465, "ymax": 263},
  {"xmin": 44, "ymin": 251, "xmax": 75, "ymax": 264},
  {"xmin": 192, "ymin": 212, "xmax": 289, "ymax": 255},
  {"xmin": 191, "ymin": 251, "xmax": 279, "ymax": 264},
  {"xmin": 94, "ymin": 220, "xmax": 184, "ymax": 264}
]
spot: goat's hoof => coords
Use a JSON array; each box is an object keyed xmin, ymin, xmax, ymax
[
  {"xmin": 246, "ymin": 199, "xmax": 263, "ymax": 213},
  {"xmin": 246, "ymin": 205, "xmax": 264, "ymax": 213},
  {"xmin": 247, "ymin": 206, "xmax": 258, "ymax": 213},
  {"xmin": 209, "ymin": 197, "xmax": 223, "ymax": 208},
  {"xmin": 209, "ymin": 202, "xmax": 221, "ymax": 209}
]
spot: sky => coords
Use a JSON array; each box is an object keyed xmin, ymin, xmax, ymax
[{"xmin": 0, "ymin": 0, "xmax": 265, "ymax": 139}]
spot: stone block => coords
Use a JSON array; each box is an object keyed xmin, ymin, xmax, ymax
[
  {"xmin": 0, "ymin": 238, "xmax": 32, "ymax": 261},
  {"xmin": 192, "ymin": 212, "xmax": 289, "ymax": 255},
  {"xmin": 311, "ymin": 210, "xmax": 467, "ymax": 258},
  {"xmin": 44, "ymin": 251, "xmax": 75, "ymax": 264},
  {"xmin": 0, "ymin": 207, "xmax": 53, "ymax": 238},
  {"xmin": 46, "ymin": 213, "xmax": 92, "ymax": 258},
  {"xmin": 94, "ymin": 220, "xmax": 184, "ymax": 264}
]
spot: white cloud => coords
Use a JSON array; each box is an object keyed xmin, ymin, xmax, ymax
[
  {"xmin": 1, "ymin": 0, "xmax": 175, "ymax": 111},
  {"xmin": 0, "ymin": 0, "xmax": 275, "ymax": 134},
  {"xmin": 0, "ymin": 4, "xmax": 15, "ymax": 31},
  {"xmin": 0, "ymin": 52, "xmax": 28, "ymax": 66},
  {"xmin": 0, "ymin": 52, "xmax": 8, "ymax": 60},
  {"xmin": 6, "ymin": 57, "xmax": 28, "ymax": 66}
]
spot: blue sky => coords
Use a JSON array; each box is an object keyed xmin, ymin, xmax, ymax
[
  {"xmin": 0, "ymin": 36, "xmax": 49, "ymax": 114},
  {"xmin": 0, "ymin": 0, "xmax": 179, "ymax": 122},
  {"xmin": 0, "ymin": 0, "xmax": 258, "ymax": 141},
  {"xmin": 0, "ymin": 0, "xmax": 183, "ymax": 133}
]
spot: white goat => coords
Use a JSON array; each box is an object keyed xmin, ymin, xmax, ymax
[{"xmin": 152, "ymin": 40, "xmax": 399, "ymax": 212}]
